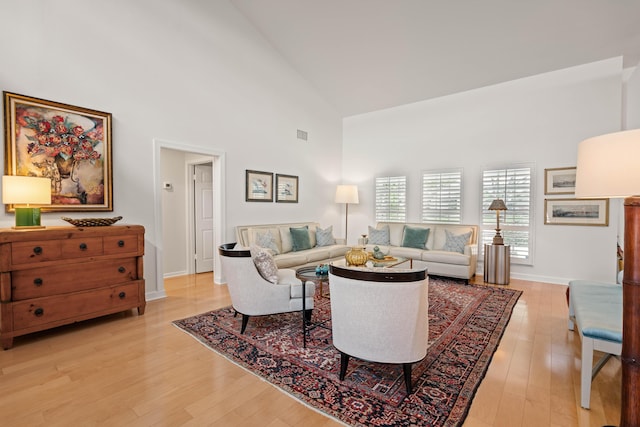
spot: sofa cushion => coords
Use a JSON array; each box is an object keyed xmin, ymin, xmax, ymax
[
  {"xmin": 442, "ymin": 230, "xmax": 472, "ymax": 253},
  {"xmin": 422, "ymin": 250, "xmax": 470, "ymax": 265},
  {"xmin": 368, "ymin": 225, "xmax": 390, "ymax": 245},
  {"xmin": 304, "ymin": 247, "xmax": 333, "ymax": 263},
  {"xmin": 290, "ymin": 226, "xmax": 312, "ymax": 251},
  {"xmin": 248, "ymin": 227, "xmax": 282, "ymax": 254},
  {"xmin": 388, "ymin": 246, "xmax": 425, "ymax": 260},
  {"xmin": 401, "ymin": 225, "xmax": 430, "ymax": 249},
  {"xmin": 274, "ymin": 252, "xmax": 310, "ymax": 269},
  {"xmin": 316, "ymin": 225, "xmax": 336, "ymax": 246},
  {"xmin": 249, "ymin": 245, "xmax": 279, "ymax": 283}
]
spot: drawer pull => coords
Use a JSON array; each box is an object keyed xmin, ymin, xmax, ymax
[
  {"xmin": 118, "ymin": 266, "xmax": 126, "ymax": 273},
  {"xmin": 118, "ymin": 240, "xmax": 125, "ymax": 247},
  {"xmin": 118, "ymin": 292, "xmax": 126, "ymax": 299},
  {"xmin": 79, "ymin": 243, "xmax": 87, "ymax": 250},
  {"xmin": 34, "ymin": 278, "xmax": 43, "ymax": 286},
  {"xmin": 34, "ymin": 307, "xmax": 44, "ymax": 317},
  {"xmin": 33, "ymin": 246, "xmax": 43, "ymax": 255}
]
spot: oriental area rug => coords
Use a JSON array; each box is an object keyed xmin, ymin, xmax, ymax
[{"xmin": 173, "ymin": 277, "xmax": 522, "ymax": 427}]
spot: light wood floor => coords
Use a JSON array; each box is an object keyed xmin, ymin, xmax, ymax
[{"xmin": 0, "ymin": 274, "xmax": 621, "ymax": 426}]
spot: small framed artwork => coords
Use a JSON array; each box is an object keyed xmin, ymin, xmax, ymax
[
  {"xmin": 276, "ymin": 174, "xmax": 298, "ymax": 203},
  {"xmin": 544, "ymin": 198, "xmax": 609, "ymax": 226},
  {"xmin": 544, "ymin": 166, "xmax": 576, "ymax": 195},
  {"xmin": 245, "ymin": 170, "xmax": 273, "ymax": 202},
  {"xmin": 3, "ymin": 92, "xmax": 113, "ymax": 211}
]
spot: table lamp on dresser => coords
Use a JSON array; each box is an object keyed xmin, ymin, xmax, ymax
[{"xmin": 2, "ymin": 175, "xmax": 52, "ymax": 229}]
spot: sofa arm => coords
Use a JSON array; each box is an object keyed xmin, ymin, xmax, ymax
[
  {"xmin": 335, "ymin": 237, "xmax": 346, "ymax": 245},
  {"xmin": 464, "ymin": 244, "xmax": 478, "ymax": 256}
]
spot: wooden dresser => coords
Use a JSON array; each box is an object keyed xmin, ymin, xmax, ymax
[{"xmin": 0, "ymin": 225, "xmax": 145, "ymax": 349}]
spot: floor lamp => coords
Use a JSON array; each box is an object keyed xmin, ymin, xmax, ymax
[
  {"xmin": 575, "ymin": 128, "xmax": 640, "ymax": 427},
  {"xmin": 335, "ymin": 185, "xmax": 359, "ymax": 245}
]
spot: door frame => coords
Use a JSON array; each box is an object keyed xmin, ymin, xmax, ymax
[{"xmin": 153, "ymin": 139, "xmax": 226, "ymax": 292}]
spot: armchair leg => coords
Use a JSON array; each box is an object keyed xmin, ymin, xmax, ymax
[
  {"xmin": 403, "ymin": 363, "xmax": 413, "ymax": 395},
  {"xmin": 339, "ymin": 352, "xmax": 350, "ymax": 380},
  {"xmin": 240, "ymin": 314, "xmax": 250, "ymax": 334},
  {"xmin": 304, "ymin": 309, "xmax": 313, "ymax": 322}
]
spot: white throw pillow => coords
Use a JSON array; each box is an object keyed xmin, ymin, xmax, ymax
[{"xmin": 249, "ymin": 245, "xmax": 279, "ymax": 284}]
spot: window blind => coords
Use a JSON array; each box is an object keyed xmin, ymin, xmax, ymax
[
  {"xmin": 421, "ymin": 169, "xmax": 462, "ymax": 223},
  {"xmin": 482, "ymin": 166, "xmax": 533, "ymax": 262},
  {"xmin": 375, "ymin": 176, "xmax": 406, "ymax": 222}
]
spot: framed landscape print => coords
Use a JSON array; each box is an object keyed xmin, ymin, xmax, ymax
[
  {"xmin": 544, "ymin": 166, "xmax": 576, "ymax": 195},
  {"xmin": 3, "ymin": 92, "xmax": 113, "ymax": 212},
  {"xmin": 544, "ymin": 198, "xmax": 609, "ymax": 226},
  {"xmin": 276, "ymin": 174, "xmax": 298, "ymax": 203},
  {"xmin": 245, "ymin": 169, "xmax": 273, "ymax": 202}
]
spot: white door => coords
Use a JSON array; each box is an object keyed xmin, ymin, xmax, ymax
[{"xmin": 194, "ymin": 163, "xmax": 214, "ymax": 273}]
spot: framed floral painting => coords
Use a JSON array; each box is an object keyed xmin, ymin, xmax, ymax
[{"xmin": 3, "ymin": 92, "xmax": 113, "ymax": 211}]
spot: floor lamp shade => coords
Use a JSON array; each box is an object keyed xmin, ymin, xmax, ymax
[
  {"xmin": 575, "ymin": 128, "xmax": 640, "ymax": 427},
  {"xmin": 335, "ymin": 185, "xmax": 359, "ymax": 244},
  {"xmin": 2, "ymin": 175, "xmax": 52, "ymax": 228}
]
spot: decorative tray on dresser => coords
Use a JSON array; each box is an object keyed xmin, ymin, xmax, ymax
[{"xmin": 0, "ymin": 225, "xmax": 145, "ymax": 349}]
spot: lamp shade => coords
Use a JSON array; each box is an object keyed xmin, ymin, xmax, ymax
[
  {"xmin": 335, "ymin": 185, "xmax": 359, "ymax": 204},
  {"xmin": 575, "ymin": 129, "xmax": 640, "ymax": 199},
  {"xmin": 2, "ymin": 175, "xmax": 52, "ymax": 205},
  {"xmin": 488, "ymin": 199, "xmax": 508, "ymax": 211}
]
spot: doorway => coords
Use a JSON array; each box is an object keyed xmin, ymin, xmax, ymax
[{"xmin": 154, "ymin": 139, "xmax": 226, "ymax": 295}]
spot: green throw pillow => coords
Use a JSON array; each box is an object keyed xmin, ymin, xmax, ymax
[
  {"xmin": 290, "ymin": 226, "xmax": 311, "ymax": 251},
  {"xmin": 401, "ymin": 225, "xmax": 430, "ymax": 249}
]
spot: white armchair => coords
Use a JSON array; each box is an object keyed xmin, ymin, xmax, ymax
[
  {"xmin": 329, "ymin": 265, "xmax": 429, "ymax": 395},
  {"xmin": 218, "ymin": 243, "xmax": 315, "ymax": 334}
]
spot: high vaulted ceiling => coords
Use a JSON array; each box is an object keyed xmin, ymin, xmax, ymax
[{"xmin": 231, "ymin": 0, "xmax": 640, "ymax": 117}]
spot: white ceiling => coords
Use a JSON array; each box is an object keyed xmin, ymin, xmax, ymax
[{"xmin": 231, "ymin": 0, "xmax": 640, "ymax": 117}]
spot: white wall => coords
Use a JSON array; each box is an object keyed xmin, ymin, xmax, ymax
[
  {"xmin": 343, "ymin": 58, "xmax": 624, "ymax": 284},
  {"xmin": 160, "ymin": 148, "xmax": 188, "ymax": 277},
  {"xmin": 0, "ymin": 0, "xmax": 344, "ymax": 294}
]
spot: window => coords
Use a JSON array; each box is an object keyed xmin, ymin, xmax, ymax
[
  {"xmin": 375, "ymin": 176, "xmax": 406, "ymax": 222},
  {"xmin": 421, "ymin": 169, "xmax": 462, "ymax": 223},
  {"xmin": 482, "ymin": 165, "xmax": 534, "ymax": 264}
]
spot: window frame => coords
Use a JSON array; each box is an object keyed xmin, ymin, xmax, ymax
[
  {"xmin": 421, "ymin": 168, "xmax": 463, "ymax": 224},
  {"xmin": 374, "ymin": 175, "xmax": 407, "ymax": 223},
  {"xmin": 481, "ymin": 164, "xmax": 535, "ymax": 265}
]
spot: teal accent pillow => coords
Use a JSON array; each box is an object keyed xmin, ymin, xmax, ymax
[
  {"xmin": 401, "ymin": 226, "xmax": 430, "ymax": 249},
  {"xmin": 368, "ymin": 225, "xmax": 390, "ymax": 245},
  {"xmin": 290, "ymin": 226, "xmax": 311, "ymax": 251},
  {"xmin": 442, "ymin": 230, "xmax": 472, "ymax": 253},
  {"xmin": 316, "ymin": 225, "xmax": 335, "ymax": 247}
]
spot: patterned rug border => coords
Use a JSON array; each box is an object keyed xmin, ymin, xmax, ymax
[{"xmin": 173, "ymin": 280, "xmax": 522, "ymax": 427}]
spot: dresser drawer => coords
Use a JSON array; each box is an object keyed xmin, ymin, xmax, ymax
[
  {"xmin": 61, "ymin": 237, "xmax": 103, "ymax": 258},
  {"xmin": 11, "ymin": 258, "xmax": 138, "ymax": 300},
  {"xmin": 11, "ymin": 282, "xmax": 142, "ymax": 331},
  {"xmin": 11, "ymin": 240, "xmax": 62, "ymax": 265},
  {"xmin": 104, "ymin": 234, "xmax": 140, "ymax": 256}
]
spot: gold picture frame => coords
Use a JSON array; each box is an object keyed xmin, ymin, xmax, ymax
[
  {"xmin": 544, "ymin": 198, "xmax": 609, "ymax": 226},
  {"xmin": 3, "ymin": 92, "xmax": 113, "ymax": 212},
  {"xmin": 544, "ymin": 166, "xmax": 576, "ymax": 195}
]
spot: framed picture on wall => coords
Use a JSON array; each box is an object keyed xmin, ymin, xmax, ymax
[
  {"xmin": 276, "ymin": 174, "xmax": 298, "ymax": 203},
  {"xmin": 544, "ymin": 198, "xmax": 609, "ymax": 226},
  {"xmin": 3, "ymin": 92, "xmax": 113, "ymax": 211},
  {"xmin": 245, "ymin": 169, "xmax": 273, "ymax": 202},
  {"xmin": 544, "ymin": 166, "xmax": 576, "ymax": 195}
]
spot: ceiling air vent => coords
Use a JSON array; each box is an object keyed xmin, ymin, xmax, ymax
[{"xmin": 297, "ymin": 129, "xmax": 308, "ymax": 141}]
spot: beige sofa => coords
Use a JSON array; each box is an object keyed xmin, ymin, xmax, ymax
[
  {"xmin": 364, "ymin": 222, "xmax": 478, "ymax": 282},
  {"xmin": 236, "ymin": 222, "xmax": 350, "ymax": 269}
]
